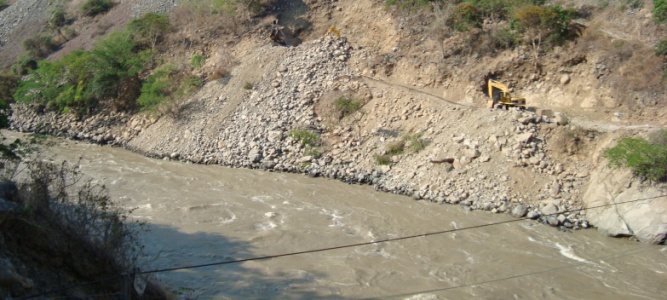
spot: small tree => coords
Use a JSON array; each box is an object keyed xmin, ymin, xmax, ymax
[
  {"xmin": 127, "ymin": 12, "xmax": 171, "ymax": 49},
  {"xmin": 513, "ymin": 5, "xmax": 574, "ymax": 68},
  {"xmin": 603, "ymin": 130, "xmax": 667, "ymax": 182},
  {"xmin": 447, "ymin": 3, "xmax": 482, "ymax": 32}
]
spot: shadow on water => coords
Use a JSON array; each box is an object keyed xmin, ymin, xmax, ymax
[
  {"xmin": 270, "ymin": 0, "xmax": 312, "ymax": 46},
  {"xmin": 139, "ymin": 224, "xmax": 351, "ymax": 299}
]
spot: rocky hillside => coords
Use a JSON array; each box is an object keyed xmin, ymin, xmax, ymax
[{"xmin": 2, "ymin": 0, "xmax": 666, "ymax": 246}]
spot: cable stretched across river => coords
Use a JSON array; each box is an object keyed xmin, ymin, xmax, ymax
[
  {"xmin": 17, "ymin": 193, "xmax": 667, "ymax": 299},
  {"xmin": 136, "ymin": 194, "xmax": 667, "ymax": 275}
]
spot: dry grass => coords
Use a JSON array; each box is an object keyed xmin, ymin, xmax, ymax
[
  {"xmin": 547, "ymin": 127, "xmax": 597, "ymax": 157},
  {"xmin": 208, "ymin": 66, "xmax": 230, "ymax": 80}
]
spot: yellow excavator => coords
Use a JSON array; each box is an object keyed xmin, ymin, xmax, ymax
[{"xmin": 487, "ymin": 79, "xmax": 526, "ymax": 109}]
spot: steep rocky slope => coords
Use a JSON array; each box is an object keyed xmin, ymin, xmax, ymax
[{"xmin": 3, "ymin": 0, "xmax": 666, "ymax": 244}]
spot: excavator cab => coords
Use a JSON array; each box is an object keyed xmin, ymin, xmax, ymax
[{"xmin": 487, "ymin": 79, "xmax": 526, "ymax": 109}]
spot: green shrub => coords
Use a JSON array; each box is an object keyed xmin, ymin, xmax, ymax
[
  {"xmin": 11, "ymin": 55, "xmax": 38, "ymax": 76},
  {"xmin": 334, "ymin": 97, "xmax": 363, "ymax": 118},
  {"xmin": 654, "ymin": 0, "xmax": 667, "ymax": 24},
  {"xmin": 244, "ymin": 82, "xmax": 254, "ymax": 90},
  {"xmin": 513, "ymin": 5, "xmax": 578, "ymax": 49},
  {"xmin": 448, "ymin": 3, "xmax": 482, "ymax": 31},
  {"xmin": 49, "ymin": 5, "xmax": 68, "ymax": 29},
  {"xmin": 23, "ymin": 34, "xmax": 59, "ymax": 59},
  {"xmin": 290, "ymin": 129, "xmax": 319, "ymax": 147},
  {"xmin": 137, "ymin": 65, "xmax": 203, "ymax": 111},
  {"xmin": 0, "ymin": 0, "xmax": 8, "ymax": 12},
  {"xmin": 190, "ymin": 54, "xmax": 206, "ymax": 69},
  {"xmin": 493, "ymin": 26, "xmax": 521, "ymax": 49},
  {"xmin": 137, "ymin": 65, "xmax": 176, "ymax": 110},
  {"xmin": 603, "ymin": 130, "xmax": 667, "ymax": 182},
  {"xmin": 404, "ymin": 133, "xmax": 427, "ymax": 153},
  {"xmin": 180, "ymin": 76, "xmax": 203, "ymax": 94},
  {"xmin": 0, "ymin": 74, "xmax": 15, "ymax": 128},
  {"xmin": 656, "ymin": 39, "xmax": 667, "ymax": 56},
  {"xmin": 466, "ymin": 0, "xmax": 543, "ymax": 20},
  {"xmin": 375, "ymin": 154, "xmax": 392, "ymax": 165},
  {"xmin": 14, "ymin": 30, "xmax": 151, "ymax": 114},
  {"xmin": 128, "ymin": 12, "xmax": 171, "ymax": 49},
  {"xmin": 81, "ymin": 0, "xmax": 113, "ymax": 17}
]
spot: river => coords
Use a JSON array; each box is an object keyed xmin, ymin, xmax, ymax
[{"xmin": 22, "ymin": 134, "xmax": 667, "ymax": 299}]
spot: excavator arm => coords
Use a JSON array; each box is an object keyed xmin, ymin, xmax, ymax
[{"xmin": 487, "ymin": 79, "xmax": 526, "ymax": 109}]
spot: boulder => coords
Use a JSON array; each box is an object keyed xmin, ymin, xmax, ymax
[
  {"xmin": 541, "ymin": 203, "xmax": 559, "ymax": 216},
  {"xmin": 583, "ymin": 166, "xmax": 667, "ymax": 244},
  {"xmin": 516, "ymin": 132, "xmax": 533, "ymax": 144},
  {"xmin": 560, "ymin": 74, "xmax": 571, "ymax": 85},
  {"xmin": 511, "ymin": 204, "xmax": 528, "ymax": 218}
]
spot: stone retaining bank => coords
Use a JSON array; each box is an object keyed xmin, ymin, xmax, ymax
[{"xmin": 10, "ymin": 37, "xmax": 591, "ymax": 235}]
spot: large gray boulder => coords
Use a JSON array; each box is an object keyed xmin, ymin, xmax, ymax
[{"xmin": 583, "ymin": 167, "xmax": 667, "ymax": 244}]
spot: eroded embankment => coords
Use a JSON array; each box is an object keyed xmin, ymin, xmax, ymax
[{"xmin": 9, "ymin": 36, "xmax": 667, "ymax": 244}]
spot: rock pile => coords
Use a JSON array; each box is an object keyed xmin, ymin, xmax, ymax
[{"xmin": 9, "ymin": 36, "xmax": 590, "ymax": 232}]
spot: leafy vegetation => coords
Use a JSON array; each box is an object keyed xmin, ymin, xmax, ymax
[
  {"xmin": 181, "ymin": 0, "xmax": 275, "ymax": 15},
  {"xmin": 404, "ymin": 133, "xmax": 427, "ymax": 153},
  {"xmin": 190, "ymin": 54, "xmax": 206, "ymax": 69},
  {"xmin": 23, "ymin": 34, "xmax": 59, "ymax": 59},
  {"xmin": 448, "ymin": 3, "xmax": 482, "ymax": 31},
  {"xmin": 603, "ymin": 130, "xmax": 667, "ymax": 182},
  {"xmin": 0, "ymin": 73, "xmax": 18, "ymax": 128},
  {"xmin": 128, "ymin": 12, "xmax": 171, "ymax": 49},
  {"xmin": 244, "ymin": 82, "xmax": 254, "ymax": 90},
  {"xmin": 81, "ymin": 0, "xmax": 113, "ymax": 17},
  {"xmin": 136, "ymin": 65, "xmax": 176, "ymax": 111},
  {"xmin": 11, "ymin": 55, "xmax": 37, "ymax": 76},
  {"xmin": 513, "ymin": 5, "xmax": 578, "ymax": 47},
  {"xmin": 656, "ymin": 39, "xmax": 667, "ymax": 56},
  {"xmin": 0, "ymin": 0, "xmax": 8, "ymax": 12},
  {"xmin": 334, "ymin": 97, "xmax": 364, "ymax": 118},
  {"xmin": 14, "ymin": 31, "xmax": 151, "ymax": 114},
  {"xmin": 290, "ymin": 129, "xmax": 320, "ymax": 147},
  {"xmin": 49, "ymin": 5, "xmax": 68, "ymax": 29},
  {"xmin": 653, "ymin": 0, "xmax": 667, "ymax": 23},
  {"xmin": 136, "ymin": 64, "xmax": 203, "ymax": 111}
]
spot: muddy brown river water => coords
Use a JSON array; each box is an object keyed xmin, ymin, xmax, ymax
[{"xmin": 25, "ymin": 134, "xmax": 667, "ymax": 299}]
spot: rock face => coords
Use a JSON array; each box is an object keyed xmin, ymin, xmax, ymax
[{"xmin": 583, "ymin": 167, "xmax": 667, "ymax": 244}]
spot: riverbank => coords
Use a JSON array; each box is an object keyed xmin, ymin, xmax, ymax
[{"xmin": 10, "ymin": 36, "xmax": 596, "ymax": 232}]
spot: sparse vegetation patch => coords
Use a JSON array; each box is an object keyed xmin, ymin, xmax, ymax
[
  {"xmin": 81, "ymin": 0, "xmax": 113, "ymax": 17},
  {"xmin": 190, "ymin": 53, "xmax": 206, "ymax": 69},
  {"xmin": 404, "ymin": 133, "xmax": 427, "ymax": 153},
  {"xmin": 604, "ymin": 130, "xmax": 667, "ymax": 182},
  {"xmin": 290, "ymin": 129, "xmax": 320, "ymax": 147},
  {"xmin": 334, "ymin": 97, "xmax": 363, "ymax": 118}
]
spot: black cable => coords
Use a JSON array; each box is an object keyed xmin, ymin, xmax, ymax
[
  {"xmin": 17, "ymin": 193, "xmax": 666, "ymax": 299},
  {"xmin": 138, "ymin": 194, "xmax": 667, "ymax": 275},
  {"xmin": 369, "ymin": 245, "xmax": 658, "ymax": 299}
]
